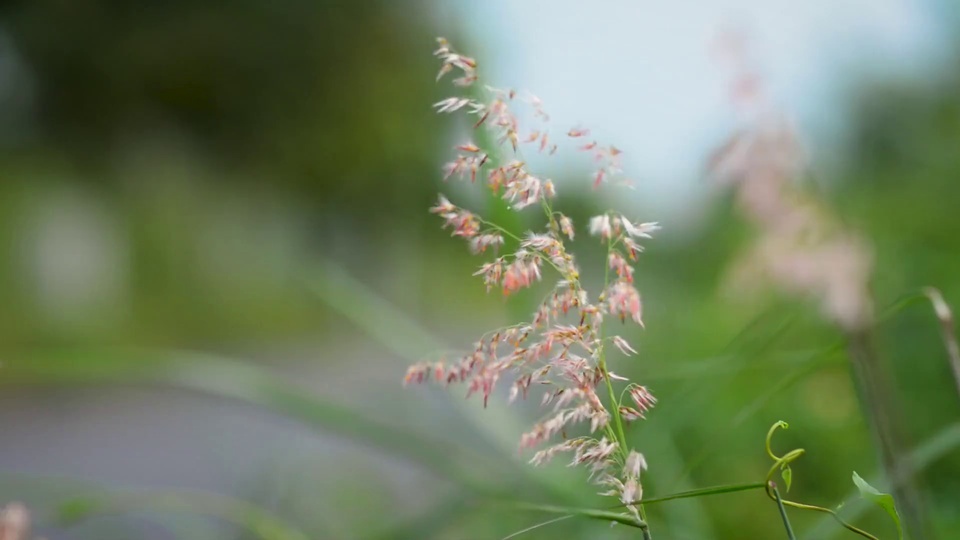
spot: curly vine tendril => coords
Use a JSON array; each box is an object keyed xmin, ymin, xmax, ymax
[{"xmin": 765, "ymin": 421, "xmax": 879, "ymax": 540}]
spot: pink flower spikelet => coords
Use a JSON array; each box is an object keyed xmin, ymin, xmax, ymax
[{"xmin": 406, "ymin": 38, "xmax": 660, "ymax": 515}]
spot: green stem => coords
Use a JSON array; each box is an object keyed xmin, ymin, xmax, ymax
[
  {"xmin": 601, "ymin": 354, "xmax": 629, "ymax": 455},
  {"xmin": 597, "ymin": 232, "xmax": 628, "ymax": 455},
  {"xmin": 477, "ymin": 218, "xmax": 574, "ymax": 282},
  {"xmin": 776, "ymin": 498, "xmax": 878, "ymax": 540},
  {"xmin": 510, "ymin": 482, "xmax": 770, "ymax": 538},
  {"xmin": 772, "ymin": 484, "xmax": 797, "ymax": 540},
  {"xmin": 624, "ymin": 482, "xmax": 767, "ymax": 506},
  {"xmin": 845, "ymin": 327, "xmax": 930, "ymax": 539},
  {"xmin": 510, "ymin": 502, "xmax": 647, "ymax": 530},
  {"xmin": 480, "ymin": 219, "xmax": 523, "ymax": 243},
  {"xmin": 595, "ymin": 228, "xmax": 646, "ymax": 535}
]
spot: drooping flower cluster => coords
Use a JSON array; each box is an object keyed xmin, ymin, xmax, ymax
[
  {"xmin": 405, "ymin": 38, "xmax": 659, "ymax": 517},
  {"xmin": 600, "ymin": 449, "xmax": 648, "ymax": 521}
]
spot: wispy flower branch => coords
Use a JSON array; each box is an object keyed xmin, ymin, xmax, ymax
[{"xmin": 405, "ymin": 37, "xmax": 658, "ymax": 525}]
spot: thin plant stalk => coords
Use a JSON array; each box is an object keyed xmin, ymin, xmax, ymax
[
  {"xmin": 772, "ymin": 484, "xmax": 797, "ymax": 540},
  {"xmin": 923, "ymin": 287, "xmax": 960, "ymax": 400},
  {"xmin": 844, "ymin": 327, "xmax": 931, "ymax": 539}
]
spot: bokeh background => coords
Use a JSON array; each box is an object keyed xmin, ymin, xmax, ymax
[{"xmin": 0, "ymin": 1, "xmax": 959, "ymax": 538}]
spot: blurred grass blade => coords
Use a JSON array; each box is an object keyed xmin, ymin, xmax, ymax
[
  {"xmin": 510, "ymin": 502, "xmax": 646, "ymax": 529},
  {"xmin": 612, "ymin": 482, "xmax": 766, "ymax": 507},
  {"xmin": 910, "ymin": 422, "xmax": 960, "ymax": 470},
  {"xmin": 366, "ymin": 493, "xmax": 474, "ymax": 540},
  {"xmin": 2, "ymin": 348, "xmax": 499, "ymax": 496},
  {"xmin": 803, "ymin": 422, "xmax": 960, "ymax": 539},
  {"xmin": 57, "ymin": 488, "xmax": 309, "ymax": 540},
  {"xmin": 308, "ymin": 261, "xmax": 443, "ymax": 357},
  {"xmin": 672, "ymin": 291, "xmax": 935, "ymax": 488},
  {"xmin": 307, "ymin": 260, "xmax": 580, "ymax": 502},
  {"xmin": 922, "ymin": 287, "xmax": 960, "ymax": 399},
  {"xmin": 501, "ymin": 514, "xmax": 574, "ymax": 540},
  {"xmin": 672, "ymin": 349, "xmax": 833, "ymax": 486}
]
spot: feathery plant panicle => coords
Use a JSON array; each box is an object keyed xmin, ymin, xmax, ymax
[
  {"xmin": 401, "ymin": 36, "xmax": 922, "ymax": 540},
  {"xmin": 403, "ymin": 37, "xmax": 659, "ymax": 527}
]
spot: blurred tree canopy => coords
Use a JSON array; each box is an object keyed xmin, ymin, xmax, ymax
[
  {"xmin": 0, "ymin": 0, "xmax": 443, "ymax": 213},
  {"xmin": 0, "ymin": 1, "xmax": 454, "ymax": 343}
]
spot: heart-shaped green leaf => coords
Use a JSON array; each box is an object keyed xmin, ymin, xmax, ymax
[{"xmin": 781, "ymin": 466, "xmax": 793, "ymax": 492}]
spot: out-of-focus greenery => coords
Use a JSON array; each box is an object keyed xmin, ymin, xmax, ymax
[
  {"xmin": 0, "ymin": 2, "xmax": 958, "ymax": 539},
  {"xmin": 0, "ymin": 0, "xmax": 443, "ymax": 345}
]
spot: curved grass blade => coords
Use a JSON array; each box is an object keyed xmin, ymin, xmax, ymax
[
  {"xmin": 0, "ymin": 474, "xmax": 310, "ymax": 540},
  {"xmin": 669, "ymin": 291, "xmax": 933, "ymax": 488},
  {"xmin": 0, "ymin": 348, "xmax": 512, "ymax": 499},
  {"xmin": 509, "ymin": 502, "xmax": 647, "ymax": 530},
  {"xmin": 57, "ymin": 488, "xmax": 310, "ymax": 540},
  {"xmin": 636, "ymin": 482, "xmax": 767, "ymax": 506},
  {"xmin": 306, "ymin": 261, "xmax": 584, "ymax": 503},
  {"xmin": 501, "ymin": 514, "xmax": 573, "ymax": 540}
]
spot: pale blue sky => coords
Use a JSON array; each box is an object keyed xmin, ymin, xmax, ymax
[{"xmin": 437, "ymin": 0, "xmax": 950, "ymax": 212}]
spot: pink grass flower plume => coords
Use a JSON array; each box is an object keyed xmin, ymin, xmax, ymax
[
  {"xmin": 708, "ymin": 29, "xmax": 873, "ymax": 331},
  {"xmin": 405, "ymin": 37, "xmax": 659, "ymax": 522}
]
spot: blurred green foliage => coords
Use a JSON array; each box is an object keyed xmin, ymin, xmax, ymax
[{"xmin": 0, "ymin": 2, "xmax": 958, "ymax": 539}]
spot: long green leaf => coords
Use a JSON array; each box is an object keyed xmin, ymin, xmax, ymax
[
  {"xmin": 509, "ymin": 502, "xmax": 647, "ymax": 529},
  {"xmin": 803, "ymin": 422, "xmax": 960, "ymax": 539},
  {"xmin": 0, "ymin": 474, "xmax": 309, "ymax": 540},
  {"xmin": 851, "ymin": 472, "xmax": 902, "ymax": 540},
  {"xmin": 58, "ymin": 489, "xmax": 310, "ymax": 540},
  {"xmin": 1, "ymin": 349, "xmax": 508, "ymax": 498}
]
